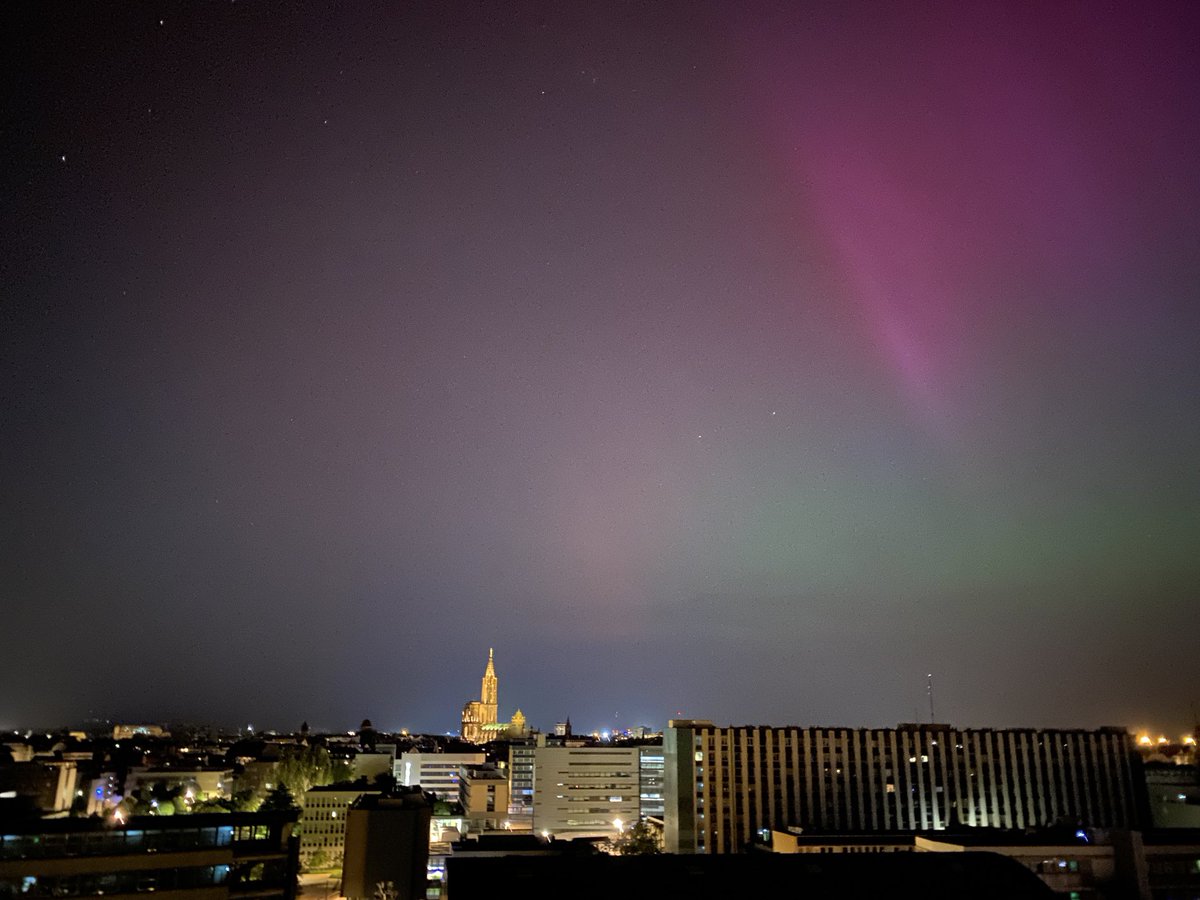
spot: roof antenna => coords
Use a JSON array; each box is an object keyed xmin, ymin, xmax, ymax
[{"xmin": 927, "ymin": 673, "xmax": 935, "ymax": 724}]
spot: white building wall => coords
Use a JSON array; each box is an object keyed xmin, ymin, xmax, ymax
[
  {"xmin": 394, "ymin": 752, "xmax": 484, "ymax": 800},
  {"xmin": 532, "ymin": 746, "xmax": 640, "ymax": 839}
]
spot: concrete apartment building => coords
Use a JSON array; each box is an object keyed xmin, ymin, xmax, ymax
[
  {"xmin": 459, "ymin": 765, "xmax": 510, "ymax": 833},
  {"xmin": 299, "ymin": 785, "xmax": 380, "ymax": 866},
  {"xmin": 664, "ymin": 720, "xmax": 1148, "ymax": 854}
]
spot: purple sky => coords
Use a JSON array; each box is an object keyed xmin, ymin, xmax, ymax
[{"xmin": 3, "ymin": 1, "xmax": 1198, "ymax": 738}]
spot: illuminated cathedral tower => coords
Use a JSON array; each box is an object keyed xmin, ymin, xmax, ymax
[{"xmin": 461, "ymin": 648, "xmax": 499, "ymax": 744}]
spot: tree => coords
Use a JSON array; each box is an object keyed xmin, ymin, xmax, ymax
[
  {"xmin": 271, "ymin": 745, "xmax": 353, "ymax": 796},
  {"xmin": 259, "ymin": 783, "xmax": 300, "ymax": 812},
  {"xmin": 614, "ymin": 820, "xmax": 662, "ymax": 855},
  {"xmin": 192, "ymin": 798, "xmax": 232, "ymax": 814},
  {"xmin": 272, "ymin": 747, "xmax": 328, "ymax": 795}
]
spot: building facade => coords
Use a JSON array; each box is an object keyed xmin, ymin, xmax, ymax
[
  {"xmin": 532, "ymin": 747, "xmax": 641, "ymax": 840},
  {"xmin": 458, "ymin": 765, "xmax": 509, "ymax": 833},
  {"xmin": 638, "ymin": 745, "xmax": 665, "ymax": 820},
  {"xmin": 394, "ymin": 753, "xmax": 485, "ymax": 801},
  {"xmin": 0, "ymin": 811, "xmax": 299, "ymax": 900},
  {"xmin": 299, "ymin": 786, "xmax": 380, "ymax": 867},
  {"xmin": 341, "ymin": 791, "xmax": 432, "ymax": 900},
  {"xmin": 460, "ymin": 650, "xmax": 499, "ymax": 745},
  {"xmin": 664, "ymin": 720, "xmax": 1149, "ymax": 854},
  {"xmin": 506, "ymin": 742, "xmax": 536, "ymax": 827},
  {"xmin": 0, "ymin": 762, "xmax": 78, "ymax": 814}
]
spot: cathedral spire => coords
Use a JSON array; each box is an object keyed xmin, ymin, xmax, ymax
[{"xmin": 481, "ymin": 648, "xmax": 498, "ymax": 710}]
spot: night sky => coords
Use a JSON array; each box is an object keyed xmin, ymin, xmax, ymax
[{"xmin": 3, "ymin": 2, "xmax": 1198, "ymax": 737}]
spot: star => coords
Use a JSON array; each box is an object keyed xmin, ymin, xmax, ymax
[{"xmin": 59, "ymin": 155, "xmax": 66, "ymax": 162}]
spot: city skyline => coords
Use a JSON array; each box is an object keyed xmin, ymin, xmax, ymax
[
  {"xmin": 3, "ymin": 2, "xmax": 1199, "ymax": 735},
  {"xmin": 4, "ymin": 647, "xmax": 1195, "ymax": 744}
]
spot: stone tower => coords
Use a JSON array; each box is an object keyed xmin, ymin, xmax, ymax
[
  {"xmin": 461, "ymin": 648, "xmax": 500, "ymax": 744},
  {"xmin": 480, "ymin": 648, "xmax": 498, "ymax": 721}
]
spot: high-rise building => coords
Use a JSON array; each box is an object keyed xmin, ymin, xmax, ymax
[
  {"xmin": 506, "ymin": 741, "xmax": 537, "ymax": 827},
  {"xmin": 461, "ymin": 650, "xmax": 499, "ymax": 744},
  {"xmin": 639, "ymin": 745, "xmax": 665, "ymax": 820},
  {"xmin": 664, "ymin": 720, "xmax": 1149, "ymax": 854}
]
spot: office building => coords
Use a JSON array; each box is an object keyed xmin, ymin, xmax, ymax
[
  {"xmin": 532, "ymin": 746, "xmax": 640, "ymax": 840},
  {"xmin": 639, "ymin": 745, "xmax": 665, "ymax": 820},
  {"xmin": 664, "ymin": 720, "xmax": 1148, "ymax": 854},
  {"xmin": 506, "ymin": 742, "xmax": 536, "ymax": 827},
  {"xmin": 395, "ymin": 752, "xmax": 484, "ymax": 800}
]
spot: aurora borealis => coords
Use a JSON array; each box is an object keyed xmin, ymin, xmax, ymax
[{"xmin": 2, "ymin": 1, "xmax": 1198, "ymax": 735}]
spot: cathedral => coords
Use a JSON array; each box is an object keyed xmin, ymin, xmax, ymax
[
  {"xmin": 461, "ymin": 648, "xmax": 528, "ymax": 743},
  {"xmin": 461, "ymin": 648, "xmax": 499, "ymax": 744}
]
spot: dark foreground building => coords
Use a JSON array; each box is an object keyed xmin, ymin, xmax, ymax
[
  {"xmin": 0, "ymin": 811, "xmax": 299, "ymax": 900},
  {"xmin": 340, "ymin": 790, "xmax": 432, "ymax": 900},
  {"xmin": 445, "ymin": 852, "xmax": 1055, "ymax": 900},
  {"xmin": 665, "ymin": 720, "xmax": 1148, "ymax": 853}
]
